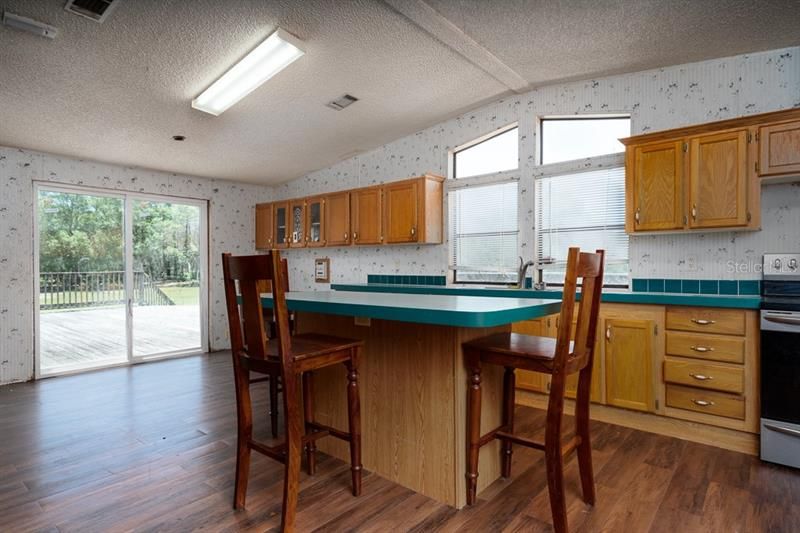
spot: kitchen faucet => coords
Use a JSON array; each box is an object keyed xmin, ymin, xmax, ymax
[{"xmin": 516, "ymin": 257, "xmax": 535, "ymax": 289}]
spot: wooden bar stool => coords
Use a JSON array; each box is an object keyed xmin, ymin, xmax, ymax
[
  {"xmin": 222, "ymin": 251, "xmax": 364, "ymax": 532},
  {"xmin": 463, "ymin": 247, "xmax": 604, "ymax": 533}
]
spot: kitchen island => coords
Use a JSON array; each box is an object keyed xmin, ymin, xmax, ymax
[{"xmin": 261, "ymin": 291, "xmax": 561, "ymax": 507}]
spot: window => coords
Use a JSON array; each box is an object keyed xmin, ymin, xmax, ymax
[
  {"xmin": 541, "ymin": 116, "xmax": 630, "ymax": 165},
  {"xmin": 536, "ymin": 166, "xmax": 629, "ymax": 287},
  {"xmin": 449, "ymin": 181, "xmax": 518, "ymax": 284},
  {"xmin": 453, "ymin": 126, "xmax": 518, "ymax": 179}
]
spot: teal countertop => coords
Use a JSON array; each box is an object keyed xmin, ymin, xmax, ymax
[
  {"xmin": 329, "ymin": 284, "xmax": 761, "ymax": 310},
  {"xmin": 260, "ymin": 291, "xmax": 562, "ymax": 328}
]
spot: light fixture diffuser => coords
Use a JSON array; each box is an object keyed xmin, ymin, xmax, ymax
[{"xmin": 192, "ymin": 28, "xmax": 304, "ymax": 116}]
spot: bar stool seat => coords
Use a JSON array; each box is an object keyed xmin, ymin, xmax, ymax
[{"xmin": 464, "ymin": 333, "xmax": 575, "ymax": 369}]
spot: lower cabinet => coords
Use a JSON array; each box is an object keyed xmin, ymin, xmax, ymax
[
  {"xmin": 513, "ymin": 303, "xmax": 759, "ymax": 434},
  {"xmin": 603, "ymin": 318, "xmax": 655, "ymax": 412}
]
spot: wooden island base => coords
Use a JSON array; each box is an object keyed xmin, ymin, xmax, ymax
[{"xmin": 296, "ymin": 312, "xmax": 509, "ymax": 508}]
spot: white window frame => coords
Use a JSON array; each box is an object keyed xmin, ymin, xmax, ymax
[{"xmin": 534, "ymin": 113, "xmax": 632, "ymax": 288}]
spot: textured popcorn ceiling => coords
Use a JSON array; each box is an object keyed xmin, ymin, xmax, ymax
[{"xmin": 0, "ymin": 0, "xmax": 798, "ymax": 185}]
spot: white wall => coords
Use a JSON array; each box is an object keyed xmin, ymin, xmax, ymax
[
  {"xmin": 0, "ymin": 147, "xmax": 272, "ymax": 385},
  {"xmin": 274, "ymin": 46, "xmax": 800, "ymax": 290}
]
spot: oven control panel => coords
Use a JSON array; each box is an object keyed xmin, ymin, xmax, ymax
[{"xmin": 763, "ymin": 253, "xmax": 800, "ymax": 277}]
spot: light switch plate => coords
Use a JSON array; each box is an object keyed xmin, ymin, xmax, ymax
[{"xmin": 315, "ymin": 257, "xmax": 330, "ymax": 282}]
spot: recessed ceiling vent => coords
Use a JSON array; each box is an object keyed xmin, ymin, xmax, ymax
[
  {"xmin": 326, "ymin": 94, "xmax": 359, "ymax": 111},
  {"xmin": 64, "ymin": 0, "xmax": 120, "ymax": 23}
]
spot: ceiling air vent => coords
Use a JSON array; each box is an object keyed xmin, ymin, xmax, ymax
[
  {"xmin": 326, "ymin": 94, "xmax": 359, "ymax": 111},
  {"xmin": 64, "ymin": 0, "xmax": 120, "ymax": 23}
]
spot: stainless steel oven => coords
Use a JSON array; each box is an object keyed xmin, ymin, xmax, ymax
[{"xmin": 760, "ymin": 253, "xmax": 800, "ymax": 469}]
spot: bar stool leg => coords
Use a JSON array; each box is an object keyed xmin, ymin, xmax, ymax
[
  {"xmin": 575, "ymin": 366, "xmax": 596, "ymax": 505},
  {"xmin": 233, "ymin": 364, "xmax": 253, "ymax": 510},
  {"xmin": 303, "ymin": 371, "xmax": 317, "ymax": 475},
  {"xmin": 269, "ymin": 371, "xmax": 279, "ymax": 438},
  {"xmin": 501, "ymin": 366, "xmax": 515, "ymax": 478},
  {"xmin": 345, "ymin": 348, "xmax": 362, "ymax": 496},
  {"xmin": 545, "ymin": 376, "xmax": 568, "ymax": 533},
  {"xmin": 465, "ymin": 353, "xmax": 482, "ymax": 505},
  {"xmin": 281, "ymin": 374, "xmax": 303, "ymax": 532}
]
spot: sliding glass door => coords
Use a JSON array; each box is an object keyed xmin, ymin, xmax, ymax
[
  {"xmin": 36, "ymin": 185, "xmax": 208, "ymax": 377},
  {"xmin": 131, "ymin": 199, "xmax": 203, "ymax": 359}
]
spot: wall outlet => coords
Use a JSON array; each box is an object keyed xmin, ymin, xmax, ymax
[{"xmin": 354, "ymin": 316, "xmax": 371, "ymax": 327}]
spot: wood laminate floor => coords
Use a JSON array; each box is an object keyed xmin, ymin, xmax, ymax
[{"xmin": 1, "ymin": 353, "xmax": 798, "ymax": 532}]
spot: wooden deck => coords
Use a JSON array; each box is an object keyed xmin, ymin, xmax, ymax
[{"xmin": 39, "ymin": 305, "xmax": 201, "ymax": 371}]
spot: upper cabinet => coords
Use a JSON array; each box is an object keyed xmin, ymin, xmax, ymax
[
  {"xmin": 351, "ymin": 187, "xmax": 383, "ymax": 245},
  {"xmin": 255, "ymin": 203, "xmax": 273, "ymax": 250},
  {"xmin": 627, "ymin": 140, "xmax": 684, "ymax": 232},
  {"xmin": 325, "ymin": 191, "xmax": 351, "ymax": 246},
  {"xmin": 306, "ymin": 197, "xmax": 325, "ymax": 247},
  {"xmin": 688, "ymin": 130, "xmax": 749, "ymax": 229},
  {"xmin": 759, "ymin": 119, "xmax": 800, "ymax": 177},
  {"xmin": 383, "ymin": 175, "xmax": 444, "ymax": 244},
  {"xmin": 274, "ymin": 202, "xmax": 289, "ymax": 249},
  {"xmin": 254, "ymin": 174, "xmax": 444, "ymax": 250},
  {"xmin": 622, "ymin": 108, "xmax": 800, "ymax": 234}
]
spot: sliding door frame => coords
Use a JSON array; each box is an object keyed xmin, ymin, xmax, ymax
[{"xmin": 33, "ymin": 182, "xmax": 210, "ymax": 378}]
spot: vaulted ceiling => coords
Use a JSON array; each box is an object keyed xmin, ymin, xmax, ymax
[{"xmin": 0, "ymin": 0, "xmax": 798, "ymax": 184}]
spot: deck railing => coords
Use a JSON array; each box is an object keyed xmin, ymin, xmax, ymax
[{"xmin": 39, "ymin": 271, "xmax": 174, "ymax": 310}]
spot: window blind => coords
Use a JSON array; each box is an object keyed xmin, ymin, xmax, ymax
[
  {"xmin": 449, "ymin": 181, "xmax": 519, "ymax": 283},
  {"xmin": 535, "ymin": 166, "xmax": 629, "ymax": 286}
]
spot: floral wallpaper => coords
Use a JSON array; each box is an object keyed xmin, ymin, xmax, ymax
[
  {"xmin": 274, "ymin": 46, "xmax": 800, "ymax": 291},
  {"xmin": 0, "ymin": 147, "xmax": 272, "ymax": 384}
]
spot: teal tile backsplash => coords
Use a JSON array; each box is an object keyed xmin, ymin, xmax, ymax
[
  {"xmin": 632, "ymin": 278, "xmax": 760, "ymax": 296},
  {"xmin": 368, "ymin": 274, "xmax": 446, "ymax": 286}
]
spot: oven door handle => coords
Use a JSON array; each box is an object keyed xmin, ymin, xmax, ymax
[
  {"xmin": 764, "ymin": 423, "xmax": 800, "ymax": 439},
  {"xmin": 763, "ymin": 315, "xmax": 800, "ymax": 327}
]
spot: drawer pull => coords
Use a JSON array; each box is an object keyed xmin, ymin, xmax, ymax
[
  {"xmin": 690, "ymin": 373, "xmax": 713, "ymax": 381},
  {"xmin": 691, "ymin": 319, "xmax": 716, "ymax": 326},
  {"xmin": 692, "ymin": 399, "xmax": 715, "ymax": 407},
  {"xmin": 690, "ymin": 345, "xmax": 714, "ymax": 353}
]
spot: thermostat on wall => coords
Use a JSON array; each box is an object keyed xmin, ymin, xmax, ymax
[{"xmin": 315, "ymin": 257, "xmax": 330, "ymax": 283}]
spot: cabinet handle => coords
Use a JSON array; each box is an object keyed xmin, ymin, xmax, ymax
[
  {"xmin": 691, "ymin": 318, "xmax": 716, "ymax": 326},
  {"xmin": 344, "ymin": 232, "xmax": 348, "ymax": 240},
  {"xmin": 692, "ymin": 399, "xmax": 715, "ymax": 407},
  {"xmin": 690, "ymin": 345, "xmax": 714, "ymax": 353},
  {"xmin": 634, "ymin": 208, "xmax": 641, "ymax": 224},
  {"xmin": 411, "ymin": 227, "xmax": 416, "ymax": 237},
  {"xmin": 689, "ymin": 373, "xmax": 713, "ymax": 381},
  {"xmin": 606, "ymin": 326, "xmax": 612, "ymax": 340},
  {"xmin": 691, "ymin": 204, "xmax": 697, "ymax": 219},
  {"xmin": 354, "ymin": 232, "xmax": 358, "ymax": 241}
]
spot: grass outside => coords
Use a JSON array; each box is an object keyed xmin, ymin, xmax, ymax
[{"xmin": 159, "ymin": 286, "xmax": 199, "ymax": 305}]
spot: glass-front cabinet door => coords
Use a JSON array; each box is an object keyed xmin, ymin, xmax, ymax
[
  {"xmin": 289, "ymin": 200, "xmax": 306, "ymax": 248},
  {"xmin": 274, "ymin": 202, "xmax": 289, "ymax": 248},
  {"xmin": 306, "ymin": 197, "xmax": 325, "ymax": 247}
]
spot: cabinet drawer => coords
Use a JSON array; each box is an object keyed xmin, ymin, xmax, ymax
[
  {"xmin": 664, "ymin": 358, "xmax": 744, "ymax": 393},
  {"xmin": 665, "ymin": 331, "xmax": 745, "ymax": 363},
  {"xmin": 666, "ymin": 307, "xmax": 745, "ymax": 335},
  {"xmin": 666, "ymin": 384, "xmax": 745, "ymax": 420}
]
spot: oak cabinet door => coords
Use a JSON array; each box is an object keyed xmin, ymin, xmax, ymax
[
  {"xmin": 604, "ymin": 318, "xmax": 654, "ymax": 412},
  {"xmin": 688, "ymin": 130, "xmax": 749, "ymax": 229},
  {"xmin": 305, "ymin": 197, "xmax": 325, "ymax": 247},
  {"xmin": 325, "ymin": 191, "xmax": 351, "ymax": 246},
  {"xmin": 759, "ymin": 120, "xmax": 800, "ymax": 177},
  {"xmin": 351, "ymin": 188, "xmax": 383, "ymax": 245},
  {"xmin": 384, "ymin": 180, "xmax": 419, "ymax": 243},
  {"xmin": 255, "ymin": 203, "xmax": 273, "ymax": 250},
  {"xmin": 288, "ymin": 200, "xmax": 306, "ymax": 248},
  {"xmin": 273, "ymin": 202, "xmax": 289, "ymax": 249},
  {"xmin": 629, "ymin": 140, "xmax": 684, "ymax": 231}
]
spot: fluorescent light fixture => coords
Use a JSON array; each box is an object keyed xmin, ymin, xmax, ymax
[{"xmin": 192, "ymin": 28, "xmax": 304, "ymax": 116}]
